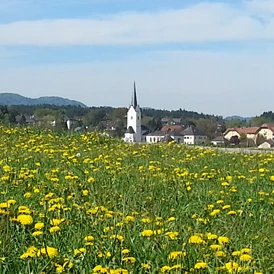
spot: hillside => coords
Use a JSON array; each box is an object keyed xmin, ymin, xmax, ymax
[
  {"xmin": 0, "ymin": 93, "xmax": 86, "ymax": 107},
  {"xmin": 225, "ymin": 115, "xmax": 252, "ymax": 121}
]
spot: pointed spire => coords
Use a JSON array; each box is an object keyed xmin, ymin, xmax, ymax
[{"xmin": 131, "ymin": 81, "xmax": 138, "ymax": 108}]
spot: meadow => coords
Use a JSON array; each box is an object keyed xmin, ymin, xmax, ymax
[{"xmin": 0, "ymin": 127, "xmax": 273, "ymax": 274}]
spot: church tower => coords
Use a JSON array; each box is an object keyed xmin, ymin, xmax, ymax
[{"xmin": 124, "ymin": 82, "xmax": 142, "ymax": 143}]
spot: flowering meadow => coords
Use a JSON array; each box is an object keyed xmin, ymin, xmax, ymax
[{"xmin": 0, "ymin": 127, "xmax": 274, "ymax": 273}]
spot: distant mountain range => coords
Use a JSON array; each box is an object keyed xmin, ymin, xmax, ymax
[
  {"xmin": 225, "ymin": 115, "xmax": 252, "ymax": 121},
  {"xmin": 0, "ymin": 93, "xmax": 86, "ymax": 107}
]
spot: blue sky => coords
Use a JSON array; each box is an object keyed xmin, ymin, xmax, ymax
[{"xmin": 0, "ymin": 0, "xmax": 273, "ymax": 117}]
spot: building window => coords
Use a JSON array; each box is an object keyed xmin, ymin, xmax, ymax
[{"xmin": 131, "ymin": 116, "xmax": 133, "ymax": 120}]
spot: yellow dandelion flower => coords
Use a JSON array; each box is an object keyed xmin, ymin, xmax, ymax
[
  {"xmin": 216, "ymin": 251, "xmax": 226, "ymax": 257},
  {"xmin": 141, "ymin": 230, "xmax": 154, "ymax": 237},
  {"xmin": 20, "ymin": 246, "xmax": 38, "ymax": 259},
  {"xmin": 23, "ymin": 192, "xmax": 32, "ymax": 198},
  {"xmin": 210, "ymin": 244, "xmax": 222, "ymax": 250},
  {"xmin": 194, "ymin": 261, "xmax": 208, "ymax": 269},
  {"xmin": 49, "ymin": 226, "xmax": 61, "ymax": 233},
  {"xmin": 210, "ymin": 209, "xmax": 220, "ymax": 216},
  {"xmin": 240, "ymin": 254, "xmax": 253, "ymax": 262},
  {"xmin": 122, "ymin": 257, "xmax": 136, "ymax": 263},
  {"xmin": 225, "ymin": 261, "xmax": 239, "ymax": 273},
  {"xmin": 189, "ymin": 235, "xmax": 205, "ymax": 244},
  {"xmin": 37, "ymin": 247, "xmax": 58, "ymax": 258},
  {"xmin": 161, "ymin": 266, "xmax": 171, "ymax": 273},
  {"xmin": 207, "ymin": 233, "xmax": 218, "ymax": 240},
  {"xmin": 168, "ymin": 251, "xmax": 185, "ymax": 260},
  {"xmin": 84, "ymin": 235, "xmax": 94, "ymax": 242},
  {"xmin": 32, "ymin": 231, "xmax": 43, "ymax": 237},
  {"xmin": 218, "ymin": 236, "xmax": 229, "ymax": 245},
  {"xmin": 34, "ymin": 222, "xmax": 44, "ymax": 230},
  {"xmin": 122, "ymin": 249, "xmax": 130, "ymax": 254},
  {"xmin": 17, "ymin": 214, "xmax": 33, "ymax": 225},
  {"xmin": 232, "ymin": 251, "xmax": 241, "ymax": 256},
  {"xmin": 74, "ymin": 248, "xmax": 86, "ymax": 256}
]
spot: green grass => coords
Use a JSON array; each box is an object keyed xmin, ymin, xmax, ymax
[{"xmin": 0, "ymin": 126, "xmax": 273, "ymax": 273}]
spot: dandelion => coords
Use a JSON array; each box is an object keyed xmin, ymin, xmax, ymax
[
  {"xmin": 168, "ymin": 251, "xmax": 185, "ymax": 260},
  {"xmin": 141, "ymin": 263, "xmax": 150, "ymax": 269},
  {"xmin": 215, "ymin": 251, "xmax": 226, "ymax": 257},
  {"xmin": 210, "ymin": 244, "xmax": 222, "ymax": 250},
  {"xmin": 165, "ymin": 231, "xmax": 179, "ymax": 240},
  {"xmin": 122, "ymin": 257, "xmax": 136, "ymax": 263},
  {"xmin": 207, "ymin": 233, "xmax": 218, "ymax": 240},
  {"xmin": 32, "ymin": 231, "xmax": 43, "ymax": 237},
  {"xmin": 225, "ymin": 261, "xmax": 239, "ymax": 273},
  {"xmin": 189, "ymin": 235, "xmax": 205, "ymax": 244},
  {"xmin": 34, "ymin": 222, "xmax": 44, "ymax": 230},
  {"xmin": 122, "ymin": 249, "xmax": 130, "ymax": 254},
  {"xmin": 161, "ymin": 266, "xmax": 171, "ymax": 273},
  {"xmin": 194, "ymin": 261, "xmax": 208, "ymax": 269},
  {"xmin": 50, "ymin": 218, "xmax": 65, "ymax": 226},
  {"xmin": 210, "ymin": 209, "xmax": 220, "ymax": 216},
  {"xmin": 49, "ymin": 226, "xmax": 61, "ymax": 233},
  {"xmin": 23, "ymin": 192, "xmax": 32, "ymax": 198},
  {"xmin": 17, "ymin": 214, "xmax": 33, "ymax": 225},
  {"xmin": 74, "ymin": 248, "xmax": 86, "ymax": 256},
  {"xmin": 37, "ymin": 247, "xmax": 58, "ymax": 258},
  {"xmin": 87, "ymin": 177, "xmax": 95, "ymax": 183},
  {"xmin": 20, "ymin": 246, "xmax": 38, "ymax": 259},
  {"xmin": 84, "ymin": 235, "xmax": 94, "ymax": 242},
  {"xmin": 218, "ymin": 236, "xmax": 229, "ymax": 245},
  {"xmin": 82, "ymin": 190, "xmax": 89, "ymax": 196},
  {"xmin": 141, "ymin": 230, "xmax": 154, "ymax": 237},
  {"xmin": 240, "ymin": 254, "xmax": 253, "ymax": 262}
]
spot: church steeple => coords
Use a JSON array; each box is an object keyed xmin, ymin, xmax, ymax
[
  {"xmin": 124, "ymin": 82, "xmax": 142, "ymax": 143},
  {"xmin": 131, "ymin": 81, "xmax": 138, "ymax": 108}
]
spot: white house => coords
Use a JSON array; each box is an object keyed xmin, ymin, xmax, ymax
[
  {"xmin": 224, "ymin": 127, "xmax": 259, "ymax": 143},
  {"xmin": 258, "ymin": 140, "xmax": 274, "ymax": 149},
  {"xmin": 257, "ymin": 124, "xmax": 274, "ymax": 141},
  {"xmin": 124, "ymin": 82, "xmax": 142, "ymax": 143},
  {"xmin": 181, "ymin": 125, "xmax": 207, "ymax": 145},
  {"xmin": 211, "ymin": 136, "xmax": 229, "ymax": 146}
]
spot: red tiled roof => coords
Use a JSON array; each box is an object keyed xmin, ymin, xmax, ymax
[
  {"xmin": 225, "ymin": 127, "xmax": 259, "ymax": 135},
  {"xmin": 161, "ymin": 125, "xmax": 183, "ymax": 132}
]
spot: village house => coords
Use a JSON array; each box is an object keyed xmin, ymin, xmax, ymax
[
  {"xmin": 161, "ymin": 118, "xmax": 183, "ymax": 126},
  {"xmin": 146, "ymin": 125, "xmax": 207, "ymax": 145},
  {"xmin": 145, "ymin": 130, "xmax": 183, "ymax": 143},
  {"xmin": 258, "ymin": 140, "xmax": 274, "ymax": 149},
  {"xmin": 181, "ymin": 125, "xmax": 207, "ymax": 145},
  {"xmin": 257, "ymin": 124, "xmax": 274, "ymax": 140},
  {"xmin": 223, "ymin": 127, "xmax": 259, "ymax": 143},
  {"xmin": 211, "ymin": 136, "xmax": 229, "ymax": 146}
]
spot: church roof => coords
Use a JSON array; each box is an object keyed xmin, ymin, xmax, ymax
[
  {"xmin": 126, "ymin": 126, "xmax": 135, "ymax": 134},
  {"xmin": 131, "ymin": 82, "xmax": 138, "ymax": 109}
]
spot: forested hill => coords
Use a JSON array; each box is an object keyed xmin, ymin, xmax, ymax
[{"xmin": 0, "ymin": 93, "xmax": 86, "ymax": 107}]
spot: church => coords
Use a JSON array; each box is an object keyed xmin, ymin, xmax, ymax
[
  {"xmin": 124, "ymin": 82, "xmax": 208, "ymax": 144},
  {"xmin": 124, "ymin": 82, "xmax": 142, "ymax": 143}
]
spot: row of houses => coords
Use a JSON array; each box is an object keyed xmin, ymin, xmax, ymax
[
  {"xmin": 214, "ymin": 123, "xmax": 274, "ymax": 148},
  {"xmin": 145, "ymin": 125, "xmax": 207, "ymax": 144}
]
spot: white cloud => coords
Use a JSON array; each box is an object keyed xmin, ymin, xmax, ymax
[
  {"xmin": 245, "ymin": 0, "xmax": 274, "ymax": 14},
  {"xmin": 0, "ymin": 48, "xmax": 273, "ymax": 117},
  {"xmin": 0, "ymin": 1, "xmax": 273, "ymax": 46}
]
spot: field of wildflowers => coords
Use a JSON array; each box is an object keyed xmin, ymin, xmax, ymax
[{"xmin": 0, "ymin": 127, "xmax": 273, "ymax": 273}]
